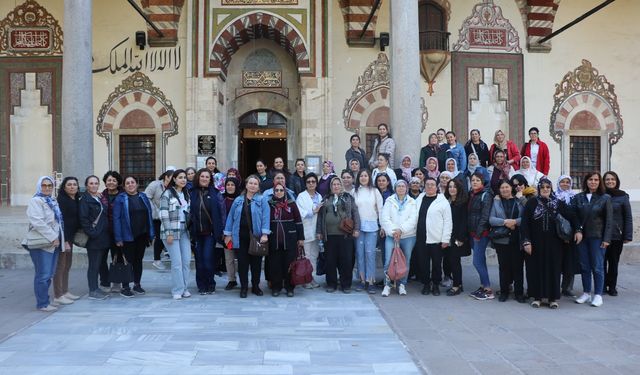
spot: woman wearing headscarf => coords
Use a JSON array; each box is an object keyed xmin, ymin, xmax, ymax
[
  {"xmin": 316, "ymin": 177, "xmax": 360, "ymax": 293},
  {"xmin": 24, "ymin": 176, "xmax": 63, "ymax": 311},
  {"xmin": 267, "ymin": 183, "xmax": 304, "ymax": 297},
  {"xmin": 464, "ymin": 153, "xmax": 489, "ymax": 189},
  {"xmin": 368, "ymin": 123, "xmax": 396, "ymax": 169},
  {"xmin": 464, "ymin": 129, "xmax": 490, "ymax": 167},
  {"xmin": 489, "ymin": 129, "xmax": 521, "ymax": 170},
  {"xmin": 380, "ymin": 180, "xmax": 418, "ymax": 297},
  {"xmin": 445, "ymin": 158, "xmax": 467, "ymax": 192},
  {"xmin": 394, "ymin": 155, "xmax": 414, "ymax": 183},
  {"xmin": 556, "ymin": 175, "xmax": 578, "ymax": 297},
  {"xmin": 419, "ymin": 133, "xmax": 447, "ymax": 172},
  {"xmin": 487, "ymin": 150, "xmax": 515, "ymax": 195},
  {"xmin": 296, "ymin": 173, "xmax": 323, "ymax": 289},
  {"xmin": 515, "ymin": 156, "xmax": 545, "ymax": 187},
  {"xmin": 409, "ymin": 177, "xmax": 422, "ymax": 199},
  {"xmin": 438, "ymin": 171, "xmax": 453, "ymax": 194},
  {"xmin": 425, "ymin": 157, "xmax": 441, "ymax": 181},
  {"xmin": 572, "ymin": 172, "xmax": 613, "ymax": 307},
  {"xmin": 521, "ymin": 178, "xmax": 578, "ymax": 309},
  {"xmin": 222, "ymin": 177, "xmax": 241, "ymax": 290},
  {"xmin": 602, "ymin": 171, "xmax": 633, "ymax": 296},
  {"xmin": 53, "ymin": 177, "xmax": 81, "ymax": 305},
  {"xmin": 317, "ymin": 160, "xmax": 337, "ymax": 198}
]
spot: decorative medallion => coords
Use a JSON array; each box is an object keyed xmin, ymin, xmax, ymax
[
  {"xmin": 0, "ymin": 0, "xmax": 63, "ymax": 56},
  {"xmin": 453, "ymin": 0, "xmax": 521, "ymax": 53},
  {"xmin": 549, "ymin": 59, "xmax": 623, "ymax": 145},
  {"xmin": 96, "ymin": 72, "xmax": 179, "ymax": 145},
  {"xmin": 343, "ymin": 53, "xmax": 428, "ymax": 132}
]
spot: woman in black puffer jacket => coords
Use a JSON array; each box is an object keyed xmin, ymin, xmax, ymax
[{"xmin": 602, "ymin": 171, "xmax": 632, "ymax": 296}]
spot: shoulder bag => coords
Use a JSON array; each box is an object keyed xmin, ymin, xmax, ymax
[
  {"xmin": 109, "ymin": 252, "xmax": 133, "ymax": 284},
  {"xmin": 22, "ymin": 226, "xmax": 53, "ymax": 251},
  {"xmin": 245, "ymin": 198, "xmax": 269, "ymax": 256},
  {"xmin": 386, "ymin": 240, "xmax": 408, "ymax": 282},
  {"xmin": 74, "ymin": 202, "xmax": 103, "ymax": 248},
  {"xmin": 488, "ymin": 200, "xmax": 517, "ymax": 240},
  {"xmin": 289, "ymin": 245, "xmax": 313, "ymax": 286}
]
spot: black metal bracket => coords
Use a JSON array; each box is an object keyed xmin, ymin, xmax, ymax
[{"xmin": 538, "ymin": 0, "xmax": 615, "ymax": 44}]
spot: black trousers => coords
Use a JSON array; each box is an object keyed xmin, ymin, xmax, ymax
[
  {"xmin": 99, "ymin": 244, "xmax": 116, "ymax": 287},
  {"xmin": 325, "ymin": 234, "xmax": 354, "ymax": 289},
  {"xmin": 561, "ymin": 241, "xmax": 577, "ymax": 292},
  {"xmin": 120, "ymin": 234, "xmax": 147, "ymax": 288},
  {"xmin": 87, "ymin": 247, "xmax": 108, "ymax": 292},
  {"xmin": 416, "ymin": 243, "xmax": 442, "ymax": 285},
  {"xmin": 444, "ymin": 249, "xmax": 462, "ymax": 287},
  {"xmin": 495, "ymin": 243, "xmax": 524, "ymax": 296},
  {"xmin": 153, "ymin": 219, "xmax": 164, "ymax": 260},
  {"xmin": 269, "ymin": 247, "xmax": 296, "ymax": 292},
  {"xmin": 442, "ymin": 255, "xmax": 452, "ymax": 280},
  {"xmin": 237, "ymin": 239, "xmax": 262, "ymax": 288},
  {"xmin": 605, "ymin": 240, "xmax": 624, "ymax": 291}
]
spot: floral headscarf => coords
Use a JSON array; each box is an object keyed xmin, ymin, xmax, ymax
[
  {"xmin": 425, "ymin": 157, "xmax": 440, "ymax": 179},
  {"xmin": 35, "ymin": 176, "xmax": 64, "ymax": 229},
  {"xmin": 533, "ymin": 178, "xmax": 559, "ymax": 220}
]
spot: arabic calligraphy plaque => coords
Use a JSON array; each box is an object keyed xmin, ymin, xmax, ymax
[
  {"xmin": 198, "ymin": 135, "xmax": 216, "ymax": 155},
  {"xmin": 242, "ymin": 71, "xmax": 282, "ymax": 88},
  {"xmin": 468, "ymin": 27, "xmax": 506, "ymax": 48},
  {"xmin": 9, "ymin": 27, "xmax": 52, "ymax": 52},
  {"xmin": 222, "ymin": 0, "xmax": 297, "ymax": 5}
]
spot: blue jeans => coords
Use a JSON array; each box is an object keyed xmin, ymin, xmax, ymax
[
  {"xmin": 471, "ymin": 236, "xmax": 491, "ymax": 288},
  {"xmin": 356, "ymin": 231, "xmax": 378, "ymax": 283},
  {"xmin": 29, "ymin": 247, "xmax": 60, "ymax": 308},
  {"xmin": 578, "ymin": 238, "xmax": 606, "ymax": 295},
  {"xmin": 194, "ymin": 234, "xmax": 216, "ymax": 291},
  {"xmin": 163, "ymin": 229, "xmax": 192, "ymax": 296},
  {"xmin": 383, "ymin": 236, "xmax": 416, "ymax": 286}
]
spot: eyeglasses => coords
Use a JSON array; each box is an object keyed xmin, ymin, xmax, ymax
[
  {"xmin": 540, "ymin": 185, "xmax": 551, "ymax": 189},
  {"xmin": 41, "ymin": 184, "xmax": 53, "ymax": 188},
  {"xmin": 274, "ymin": 189, "xmax": 285, "ymax": 192}
]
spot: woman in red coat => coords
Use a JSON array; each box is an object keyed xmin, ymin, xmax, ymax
[
  {"xmin": 520, "ymin": 127, "xmax": 550, "ymax": 176},
  {"xmin": 489, "ymin": 130, "xmax": 521, "ymax": 170}
]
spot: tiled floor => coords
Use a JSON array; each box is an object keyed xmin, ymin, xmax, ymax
[{"xmin": 0, "ymin": 270, "xmax": 420, "ymax": 375}]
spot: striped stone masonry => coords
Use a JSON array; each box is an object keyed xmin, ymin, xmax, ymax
[
  {"xmin": 141, "ymin": 0, "xmax": 185, "ymax": 47},
  {"xmin": 339, "ymin": 0, "xmax": 382, "ymax": 45},
  {"xmin": 518, "ymin": 0, "xmax": 561, "ymax": 52}
]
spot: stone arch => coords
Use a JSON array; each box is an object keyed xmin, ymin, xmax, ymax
[
  {"xmin": 555, "ymin": 92, "xmax": 614, "ymax": 133},
  {"xmin": 208, "ymin": 11, "xmax": 310, "ymax": 78},
  {"xmin": 97, "ymin": 72, "xmax": 178, "ymax": 145}
]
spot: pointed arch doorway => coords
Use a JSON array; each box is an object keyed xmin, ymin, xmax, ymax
[{"xmin": 238, "ymin": 109, "xmax": 287, "ymax": 177}]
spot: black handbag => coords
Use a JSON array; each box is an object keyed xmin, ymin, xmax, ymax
[
  {"xmin": 489, "ymin": 200, "xmax": 517, "ymax": 240},
  {"xmin": 556, "ymin": 213, "xmax": 573, "ymax": 242},
  {"xmin": 109, "ymin": 253, "xmax": 133, "ymax": 284},
  {"xmin": 245, "ymin": 198, "xmax": 268, "ymax": 256},
  {"xmin": 316, "ymin": 250, "xmax": 326, "ymax": 276}
]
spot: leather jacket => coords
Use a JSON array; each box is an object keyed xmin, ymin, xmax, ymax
[
  {"xmin": 571, "ymin": 192, "xmax": 613, "ymax": 243},
  {"xmin": 609, "ymin": 193, "xmax": 633, "ymax": 242},
  {"xmin": 467, "ymin": 187, "xmax": 493, "ymax": 237}
]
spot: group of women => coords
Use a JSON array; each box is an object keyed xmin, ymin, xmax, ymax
[{"xmin": 24, "ymin": 129, "xmax": 632, "ymax": 310}]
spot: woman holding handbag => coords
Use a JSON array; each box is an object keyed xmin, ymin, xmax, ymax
[
  {"xmin": 159, "ymin": 169, "xmax": 192, "ymax": 300},
  {"xmin": 224, "ymin": 175, "xmax": 270, "ymax": 298},
  {"xmin": 316, "ymin": 177, "xmax": 360, "ymax": 293},
  {"xmin": 53, "ymin": 177, "xmax": 81, "ymax": 305},
  {"xmin": 24, "ymin": 176, "xmax": 63, "ymax": 311},
  {"xmin": 489, "ymin": 179, "xmax": 525, "ymax": 303},
  {"xmin": 379, "ymin": 180, "xmax": 417, "ymax": 297},
  {"xmin": 189, "ymin": 169, "xmax": 224, "ymax": 295},
  {"xmin": 113, "ymin": 176, "xmax": 155, "ymax": 297},
  {"xmin": 267, "ymin": 183, "xmax": 304, "ymax": 297},
  {"xmin": 79, "ymin": 175, "xmax": 111, "ymax": 300}
]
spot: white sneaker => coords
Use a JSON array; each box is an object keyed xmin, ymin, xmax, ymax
[
  {"xmin": 381, "ymin": 285, "xmax": 391, "ymax": 297},
  {"xmin": 591, "ymin": 294, "xmax": 603, "ymax": 307},
  {"xmin": 399, "ymin": 284, "xmax": 407, "ymax": 296},
  {"xmin": 64, "ymin": 292, "xmax": 80, "ymax": 300},
  {"xmin": 152, "ymin": 260, "xmax": 166, "ymax": 270},
  {"xmin": 39, "ymin": 305, "xmax": 58, "ymax": 312},
  {"xmin": 303, "ymin": 283, "xmax": 313, "ymax": 289},
  {"xmin": 575, "ymin": 293, "xmax": 591, "ymax": 304},
  {"xmin": 53, "ymin": 296, "xmax": 74, "ymax": 305},
  {"xmin": 99, "ymin": 285, "xmax": 111, "ymax": 293},
  {"xmin": 172, "ymin": 294, "xmax": 182, "ymax": 300},
  {"xmin": 182, "ymin": 290, "xmax": 191, "ymax": 298},
  {"xmin": 310, "ymin": 280, "xmax": 320, "ymax": 288}
]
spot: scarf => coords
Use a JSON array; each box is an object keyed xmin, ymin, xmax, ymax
[
  {"xmin": 223, "ymin": 177, "xmax": 241, "ymax": 200},
  {"xmin": 493, "ymin": 159, "xmax": 511, "ymax": 179},
  {"xmin": 533, "ymin": 178, "xmax": 559, "ymax": 220},
  {"xmin": 35, "ymin": 176, "xmax": 64, "ymax": 231},
  {"xmin": 425, "ymin": 157, "xmax": 440, "ymax": 179},
  {"xmin": 400, "ymin": 155, "xmax": 414, "ymax": 182},
  {"xmin": 322, "ymin": 161, "xmax": 336, "ymax": 179},
  {"xmin": 517, "ymin": 157, "xmax": 538, "ymax": 186},
  {"xmin": 466, "ymin": 153, "xmax": 479, "ymax": 175},
  {"xmin": 269, "ymin": 194, "xmax": 291, "ymax": 218},
  {"xmin": 555, "ymin": 174, "xmax": 575, "ymax": 204},
  {"xmin": 445, "ymin": 158, "xmax": 460, "ymax": 178}
]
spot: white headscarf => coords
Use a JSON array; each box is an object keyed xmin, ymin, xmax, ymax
[
  {"xmin": 445, "ymin": 158, "xmax": 460, "ymax": 178},
  {"xmin": 517, "ymin": 156, "xmax": 541, "ymax": 186},
  {"xmin": 555, "ymin": 174, "xmax": 575, "ymax": 204}
]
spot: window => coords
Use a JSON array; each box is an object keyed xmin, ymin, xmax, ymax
[
  {"xmin": 569, "ymin": 136, "xmax": 600, "ymax": 190},
  {"xmin": 418, "ymin": 1, "xmax": 449, "ymax": 51},
  {"xmin": 119, "ymin": 135, "xmax": 156, "ymax": 189}
]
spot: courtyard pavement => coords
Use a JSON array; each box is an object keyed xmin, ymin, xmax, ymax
[{"xmin": 1, "ymin": 261, "xmax": 640, "ymax": 374}]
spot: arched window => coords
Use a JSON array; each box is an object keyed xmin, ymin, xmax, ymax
[{"xmin": 418, "ymin": 1, "xmax": 449, "ymax": 51}]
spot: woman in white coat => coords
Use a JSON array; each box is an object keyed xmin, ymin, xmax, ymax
[
  {"xmin": 380, "ymin": 180, "xmax": 418, "ymax": 296},
  {"xmin": 295, "ymin": 172, "xmax": 323, "ymax": 289}
]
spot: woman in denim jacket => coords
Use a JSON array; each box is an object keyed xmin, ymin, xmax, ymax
[
  {"xmin": 224, "ymin": 175, "xmax": 271, "ymax": 298},
  {"xmin": 159, "ymin": 169, "xmax": 192, "ymax": 300}
]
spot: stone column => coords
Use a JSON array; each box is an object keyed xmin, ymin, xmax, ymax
[
  {"xmin": 390, "ymin": 0, "xmax": 422, "ymax": 168},
  {"xmin": 62, "ymin": 0, "xmax": 93, "ymax": 178}
]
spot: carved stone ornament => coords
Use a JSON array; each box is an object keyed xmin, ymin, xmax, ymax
[
  {"xmin": 343, "ymin": 53, "xmax": 428, "ymax": 132},
  {"xmin": 0, "ymin": 0, "xmax": 63, "ymax": 56},
  {"xmin": 96, "ymin": 72, "xmax": 179, "ymax": 145},
  {"xmin": 549, "ymin": 59, "xmax": 623, "ymax": 145},
  {"xmin": 452, "ymin": 0, "xmax": 521, "ymax": 53}
]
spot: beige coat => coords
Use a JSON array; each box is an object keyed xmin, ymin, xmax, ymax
[{"xmin": 25, "ymin": 196, "xmax": 63, "ymax": 252}]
